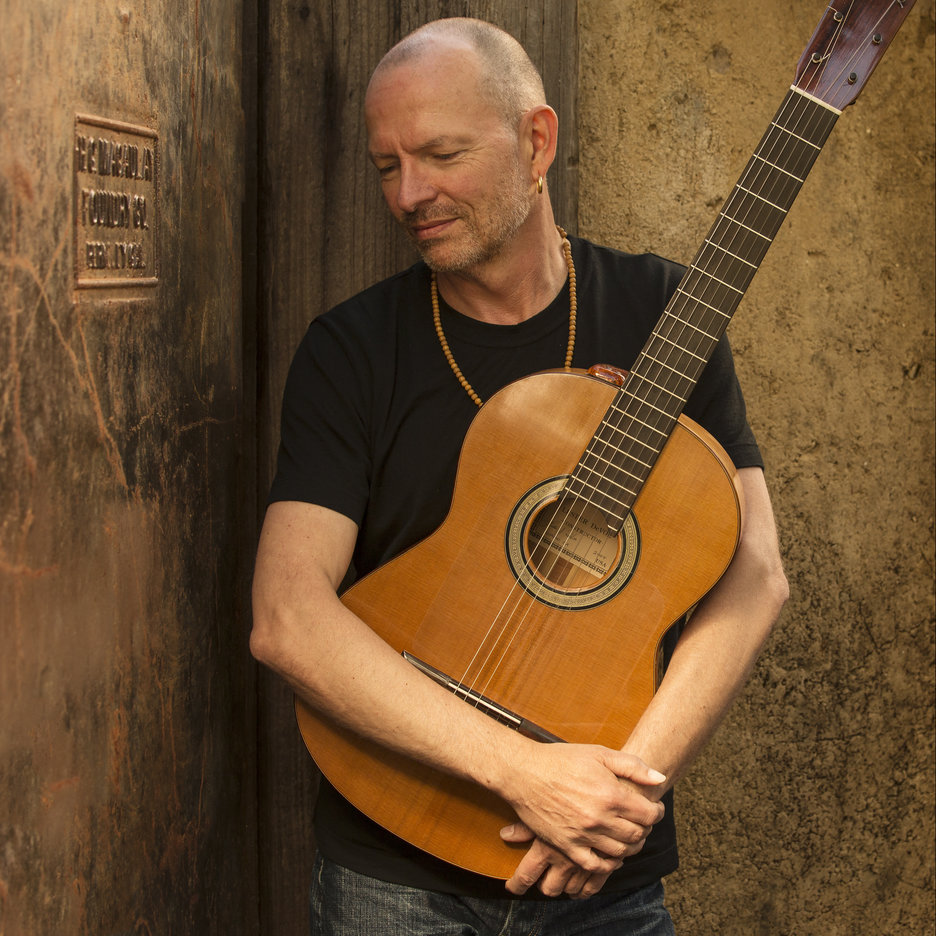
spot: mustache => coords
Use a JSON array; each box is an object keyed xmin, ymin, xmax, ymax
[{"xmin": 402, "ymin": 205, "xmax": 463, "ymax": 228}]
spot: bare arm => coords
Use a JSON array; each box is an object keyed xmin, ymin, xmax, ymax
[
  {"xmin": 624, "ymin": 467, "xmax": 788, "ymax": 781},
  {"xmin": 250, "ymin": 500, "xmax": 665, "ymax": 875},
  {"xmin": 504, "ymin": 466, "xmax": 789, "ymax": 897}
]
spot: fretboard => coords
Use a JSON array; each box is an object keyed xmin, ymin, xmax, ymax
[{"xmin": 566, "ymin": 87, "xmax": 840, "ymax": 531}]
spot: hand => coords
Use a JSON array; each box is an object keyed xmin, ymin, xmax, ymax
[
  {"xmin": 500, "ymin": 823, "xmax": 616, "ymax": 898},
  {"xmin": 495, "ymin": 743, "xmax": 666, "ymax": 891}
]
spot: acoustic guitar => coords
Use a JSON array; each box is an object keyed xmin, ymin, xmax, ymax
[{"xmin": 296, "ymin": 0, "xmax": 915, "ymax": 879}]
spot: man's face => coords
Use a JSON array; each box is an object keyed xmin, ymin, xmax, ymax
[{"xmin": 365, "ymin": 46, "xmax": 534, "ymax": 273}]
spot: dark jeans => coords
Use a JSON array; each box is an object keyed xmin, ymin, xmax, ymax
[{"xmin": 309, "ymin": 854, "xmax": 676, "ymax": 935}]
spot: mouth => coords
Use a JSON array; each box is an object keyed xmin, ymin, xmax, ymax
[{"xmin": 409, "ymin": 217, "xmax": 458, "ymax": 241}]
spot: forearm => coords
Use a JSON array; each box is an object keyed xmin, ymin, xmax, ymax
[
  {"xmin": 250, "ymin": 501, "xmax": 665, "ymax": 874},
  {"xmin": 622, "ymin": 467, "xmax": 788, "ymax": 790},
  {"xmin": 251, "ymin": 529, "xmax": 526, "ymax": 794}
]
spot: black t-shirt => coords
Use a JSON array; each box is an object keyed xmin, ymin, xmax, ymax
[{"xmin": 270, "ymin": 236, "xmax": 763, "ymax": 898}]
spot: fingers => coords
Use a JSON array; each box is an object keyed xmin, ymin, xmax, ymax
[
  {"xmin": 505, "ymin": 840, "xmax": 555, "ymax": 895},
  {"xmin": 499, "ymin": 820, "xmax": 535, "ymax": 843},
  {"xmin": 505, "ymin": 840, "xmax": 622, "ymax": 899},
  {"xmin": 501, "ymin": 818, "xmax": 650, "ymax": 867},
  {"xmin": 603, "ymin": 750, "xmax": 667, "ymax": 789},
  {"xmin": 502, "ymin": 783, "xmax": 660, "ymax": 870},
  {"xmin": 566, "ymin": 868, "xmax": 613, "ymax": 901}
]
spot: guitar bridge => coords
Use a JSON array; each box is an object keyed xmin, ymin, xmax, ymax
[{"xmin": 403, "ymin": 651, "xmax": 565, "ymax": 744}]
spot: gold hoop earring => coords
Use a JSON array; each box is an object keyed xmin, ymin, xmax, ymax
[{"xmin": 536, "ymin": 176, "xmax": 544, "ymax": 194}]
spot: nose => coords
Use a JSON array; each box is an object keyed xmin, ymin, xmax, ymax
[{"xmin": 394, "ymin": 161, "xmax": 437, "ymax": 215}]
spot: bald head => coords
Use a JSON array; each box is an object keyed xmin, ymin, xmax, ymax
[{"xmin": 369, "ymin": 18, "xmax": 546, "ymax": 129}]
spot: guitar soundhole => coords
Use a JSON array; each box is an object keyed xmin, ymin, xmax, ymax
[
  {"xmin": 527, "ymin": 499, "xmax": 619, "ymax": 588},
  {"xmin": 505, "ymin": 477, "xmax": 640, "ymax": 611}
]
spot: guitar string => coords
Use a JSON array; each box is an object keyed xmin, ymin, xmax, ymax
[
  {"xmin": 601, "ymin": 0, "xmax": 895, "ymax": 471},
  {"xmin": 465, "ymin": 89, "xmax": 841, "ymax": 698},
  {"xmin": 452, "ymin": 89, "xmax": 828, "ymax": 709},
  {"xmin": 458, "ymin": 111, "xmax": 818, "ymax": 720},
  {"xmin": 499, "ymin": 5, "xmax": 889, "ymax": 689},
  {"xmin": 450, "ymin": 6, "xmax": 883, "ymax": 715},
  {"xmin": 455, "ymin": 88, "xmax": 824, "ymax": 701},
  {"xmin": 617, "ymin": 81, "xmax": 838, "ymax": 451},
  {"xmin": 580, "ymin": 90, "xmax": 817, "ymax": 519}
]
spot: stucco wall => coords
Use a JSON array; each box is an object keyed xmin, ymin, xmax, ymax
[{"xmin": 578, "ymin": 1, "xmax": 935, "ymax": 932}]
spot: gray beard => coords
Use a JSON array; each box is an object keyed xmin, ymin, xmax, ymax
[{"xmin": 408, "ymin": 178, "xmax": 534, "ymax": 274}]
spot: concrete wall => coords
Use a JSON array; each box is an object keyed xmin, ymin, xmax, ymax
[
  {"xmin": 0, "ymin": 0, "xmax": 255, "ymax": 932},
  {"xmin": 578, "ymin": 0, "xmax": 934, "ymax": 931}
]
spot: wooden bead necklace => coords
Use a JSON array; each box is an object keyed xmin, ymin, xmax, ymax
[{"xmin": 431, "ymin": 225, "xmax": 577, "ymax": 407}]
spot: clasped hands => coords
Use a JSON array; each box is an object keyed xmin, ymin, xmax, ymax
[{"xmin": 496, "ymin": 743, "xmax": 666, "ymax": 900}]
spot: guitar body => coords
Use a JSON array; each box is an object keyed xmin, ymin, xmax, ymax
[{"xmin": 295, "ymin": 369, "xmax": 743, "ymax": 879}]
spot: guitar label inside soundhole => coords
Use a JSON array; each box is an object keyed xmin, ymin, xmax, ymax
[
  {"xmin": 505, "ymin": 476, "xmax": 640, "ymax": 611},
  {"xmin": 528, "ymin": 500, "xmax": 616, "ymax": 580}
]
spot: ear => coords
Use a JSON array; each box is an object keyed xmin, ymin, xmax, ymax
[{"xmin": 520, "ymin": 104, "xmax": 559, "ymax": 185}]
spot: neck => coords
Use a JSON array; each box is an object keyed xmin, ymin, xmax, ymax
[{"xmin": 434, "ymin": 214, "xmax": 568, "ymax": 325}]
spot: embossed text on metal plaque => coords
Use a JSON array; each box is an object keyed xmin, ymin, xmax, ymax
[{"xmin": 74, "ymin": 114, "xmax": 158, "ymax": 288}]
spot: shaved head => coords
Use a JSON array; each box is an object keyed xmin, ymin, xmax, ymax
[{"xmin": 370, "ymin": 18, "xmax": 546, "ymax": 129}]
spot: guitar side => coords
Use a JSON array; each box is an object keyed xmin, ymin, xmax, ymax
[{"xmin": 295, "ymin": 369, "xmax": 743, "ymax": 879}]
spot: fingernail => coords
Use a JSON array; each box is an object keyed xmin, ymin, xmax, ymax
[{"xmin": 649, "ymin": 769, "xmax": 666, "ymax": 783}]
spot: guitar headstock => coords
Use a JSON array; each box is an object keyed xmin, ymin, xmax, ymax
[{"xmin": 794, "ymin": 0, "xmax": 916, "ymax": 110}]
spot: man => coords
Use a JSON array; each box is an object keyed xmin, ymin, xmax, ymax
[{"xmin": 251, "ymin": 17, "xmax": 788, "ymax": 935}]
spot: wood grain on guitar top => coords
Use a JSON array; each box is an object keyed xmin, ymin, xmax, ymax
[{"xmin": 296, "ymin": 369, "xmax": 743, "ymax": 879}]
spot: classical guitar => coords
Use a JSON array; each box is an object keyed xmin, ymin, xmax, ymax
[{"xmin": 296, "ymin": 0, "xmax": 915, "ymax": 879}]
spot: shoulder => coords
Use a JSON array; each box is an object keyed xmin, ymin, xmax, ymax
[
  {"xmin": 570, "ymin": 236, "xmax": 685, "ymax": 303},
  {"xmin": 569, "ymin": 236, "xmax": 687, "ymax": 334},
  {"xmin": 283, "ymin": 260, "xmax": 431, "ymax": 403},
  {"xmin": 571, "ymin": 235, "xmax": 684, "ymax": 281}
]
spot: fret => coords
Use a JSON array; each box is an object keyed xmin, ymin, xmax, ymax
[
  {"xmin": 643, "ymin": 329, "xmax": 712, "ymax": 362},
  {"xmin": 674, "ymin": 285, "xmax": 736, "ymax": 320},
  {"xmin": 712, "ymin": 212, "xmax": 773, "ymax": 243},
  {"xmin": 675, "ymin": 283, "xmax": 744, "ymax": 318},
  {"xmin": 563, "ymin": 481, "xmax": 629, "ymax": 524},
  {"xmin": 617, "ymin": 375, "xmax": 688, "ymax": 419},
  {"xmin": 640, "ymin": 350, "xmax": 707, "ymax": 385},
  {"xmin": 719, "ymin": 193, "xmax": 785, "ymax": 235},
  {"xmin": 751, "ymin": 152, "xmax": 805, "ymax": 184},
  {"xmin": 570, "ymin": 466, "xmax": 637, "ymax": 500},
  {"xmin": 769, "ymin": 118, "xmax": 824, "ymax": 151},
  {"xmin": 681, "ymin": 266, "xmax": 746, "ymax": 297},
  {"xmin": 594, "ymin": 420, "xmax": 666, "ymax": 455},
  {"xmin": 591, "ymin": 421, "xmax": 662, "ymax": 453},
  {"xmin": 655, "ymin": 311, "xmax": 722, "ymax": 344},
  {"xmin": 581, "ymin": 450, "xmax": 649, "ymax": 480},
  {"xmin": 615, "ymin": 372, "xmax": 685, "ymax": 407},
  {"xmin": 701, "ymin": 238, "xmax": 758, "ymax": 270},
  {"xmin": 735, "ymin": 182, "xmax": 789, "ymax": 216},
  {"xmin": 652, "ymin": 334, "xmax": 710, "ymax": 364},
  {"xmin": 571, "ymin": 471, "xmax": 641, "ymax": 508}
]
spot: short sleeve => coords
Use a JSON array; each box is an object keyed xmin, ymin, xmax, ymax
[{"xmin": 268, "ymin": 313, "xmax": 374, "ymax": 524}]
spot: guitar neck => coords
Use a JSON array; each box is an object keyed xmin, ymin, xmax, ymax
[
  {"xmin": 567, "ymin": 89, "xmax": 839, "ymax": 531},
  {"xmin": 566, "ymin": 0, "xmax": 917, "ymax": 533}
]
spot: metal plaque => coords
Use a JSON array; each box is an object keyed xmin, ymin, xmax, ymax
[{"xmin": 74, "ymin": 114, "xmax": 158, "ymax": 288}]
